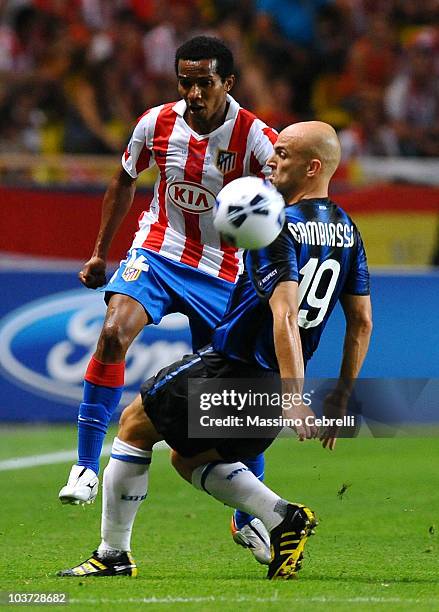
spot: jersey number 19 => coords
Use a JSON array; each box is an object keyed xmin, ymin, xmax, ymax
[{"xmin": 298, "ymin": 258, "xmax": 340, "ymax": 328}]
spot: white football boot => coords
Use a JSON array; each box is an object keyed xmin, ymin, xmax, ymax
[
  {"xmin": 58, "ymin": 465, "xmax": 99, "ymax": 505},
  {"xmin": 231, "ymin": 515, "xmax": 271, "ymax": 565}
]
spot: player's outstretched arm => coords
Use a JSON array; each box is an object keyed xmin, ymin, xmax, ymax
[
  {"xmin": 79, "ymin": 168, "xmax": 137, "ymax": 289},
  {"xmin": 269, "ymin": 281, "xmax": 318, "ymax": 441},
  {"xmin": 321, "ymin": 293, "xmax": 373, "ymax": 449}
]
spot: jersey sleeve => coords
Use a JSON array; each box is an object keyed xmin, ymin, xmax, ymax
[
  {"xmin": 250, "ymin": 228, "xmax": 299, "ymax": 300},
  {"xmin": 121, "ymin": 112, "xmax": 155, "ymax": 178},
  {"xmin": 248, "ymin": 120, "xmax": 277, "ymax": 177},
  {"xmin": 343, "ymin": 230, "xmax": 370, "ymax": 295}
]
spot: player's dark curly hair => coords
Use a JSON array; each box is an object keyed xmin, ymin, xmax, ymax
[{"xmin": 175, "ymin": 36, "xmax": 235, "ymax": 81}]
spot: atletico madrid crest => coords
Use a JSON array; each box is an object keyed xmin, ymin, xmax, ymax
[
  {"xmin": 216, "ymin": 149, "xmax": 237, "ymax": 175},
  {"xmin": 122, "ymin": 267, "xmax": 141, "ymax": 282}
]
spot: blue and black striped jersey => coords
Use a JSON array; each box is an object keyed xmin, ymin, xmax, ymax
[{"xmin": 212, "ymin": 197, "xmax": 370, "ymax": 370}]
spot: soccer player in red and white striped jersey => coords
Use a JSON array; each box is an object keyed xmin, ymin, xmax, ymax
[
  {"xmin": 59, "ymin": 36, "xmax": 276, "ymax": 563},
  {"xmin": 123, "ymin": 92, "xmax": 276, "ymax": 282}
]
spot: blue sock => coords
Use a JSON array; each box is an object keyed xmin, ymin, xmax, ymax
[
  {"xmin": 77, "ymin": 381, "xmax": 123, "ymax": 475},
  {"xmin": 234, "ymin": 453, "xmax": 265, "ymax": 529}
]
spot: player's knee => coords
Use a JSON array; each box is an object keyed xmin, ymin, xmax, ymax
[
  {"xmin": 118, "ymin": 404, "xmax": 131, "ymax": 431},
  {"xmin": 170, "ymin": 450, "xmax": 193, "ymax": 482},
  {"xmin": 118, "ymin": 398, "xmax": 150, "ymax": 447},
  {"xmin": 118, "ymin": 395, "xmax": 162, "ymax": 450},
  {"xmin": 98, "ymin": 322, "xmax": 131, "ymax": 359},
  {"xmin": 117, "ymin": 403, "xmax": 136, "ymax": 441},
  {"xmin": 170, "ymin": 449, "xmax": 182, "ymax": 471}
]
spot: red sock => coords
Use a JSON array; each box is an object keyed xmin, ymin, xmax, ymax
[{"xmin": 85, "ymin": 356, "xmax": 125, "ymax": 387}]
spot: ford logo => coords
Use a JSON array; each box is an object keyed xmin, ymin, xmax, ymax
[
  {"xmin": 0, "ymin": 289, "xmax": 191, "ymax": 407},
  {"xmin": 167, "ymin": 180, "xmax": 216, "ymax": 214}
]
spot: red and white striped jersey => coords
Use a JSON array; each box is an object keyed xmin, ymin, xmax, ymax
[{"xmin": 122, "ymin": 95, "xmax": 277, "ymax": 283}]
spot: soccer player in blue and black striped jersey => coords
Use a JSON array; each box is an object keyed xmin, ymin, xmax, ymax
[
  {"xmin": 58, "ymin": 122, "xmax": 372, "ymax": 581},
  {"xmin": 214, "ymin": 123, "xmax": 370, "ymax": 442}
]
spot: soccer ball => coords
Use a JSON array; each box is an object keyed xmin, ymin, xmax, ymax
[{"xmin": 214, "ymin": 177, "xmax": 285, "ymax": 249}]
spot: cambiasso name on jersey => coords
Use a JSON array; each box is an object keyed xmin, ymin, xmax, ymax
[{"xmin": 288, "ymin": 221, "xmax": 354, "ymax": 247}]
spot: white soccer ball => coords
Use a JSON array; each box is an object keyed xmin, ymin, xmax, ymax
[{"xmin": 214, "ymin": 177, "xmax": 285, "ymax": 249}]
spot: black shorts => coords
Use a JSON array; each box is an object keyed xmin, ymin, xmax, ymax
[{"xmin": 140, "ymin": 347, "xmax": 279, "ymax": 462}]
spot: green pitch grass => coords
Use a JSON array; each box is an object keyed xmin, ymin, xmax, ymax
[{"xmin": 0, "ymin": 426, "xmax": 439, "ymax": 611}]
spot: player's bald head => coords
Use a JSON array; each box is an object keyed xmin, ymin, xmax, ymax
[{"xmin": 278, "ymin": 121, "xmax": 341, "ymax": 179}]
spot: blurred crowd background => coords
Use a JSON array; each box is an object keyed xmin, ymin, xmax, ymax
[
  {"xmin": 0, "ymin": 1, "xmax": 438, "ymax": 425},
  {"xmin": 0, "ymin": 0, "xmax": 437, "ymax": 160}
]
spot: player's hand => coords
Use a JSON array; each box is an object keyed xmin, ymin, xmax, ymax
[
  {"xmin": 283, "ymin": 403, "xmax": 319, "ymax": 441},
  {"xmin": 78, "ymin": 257, "xmax": 107, "ymax": 289},
  {"xmin": 319, "ymin": 389, "xmax": 349, "ymax": 450}
]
